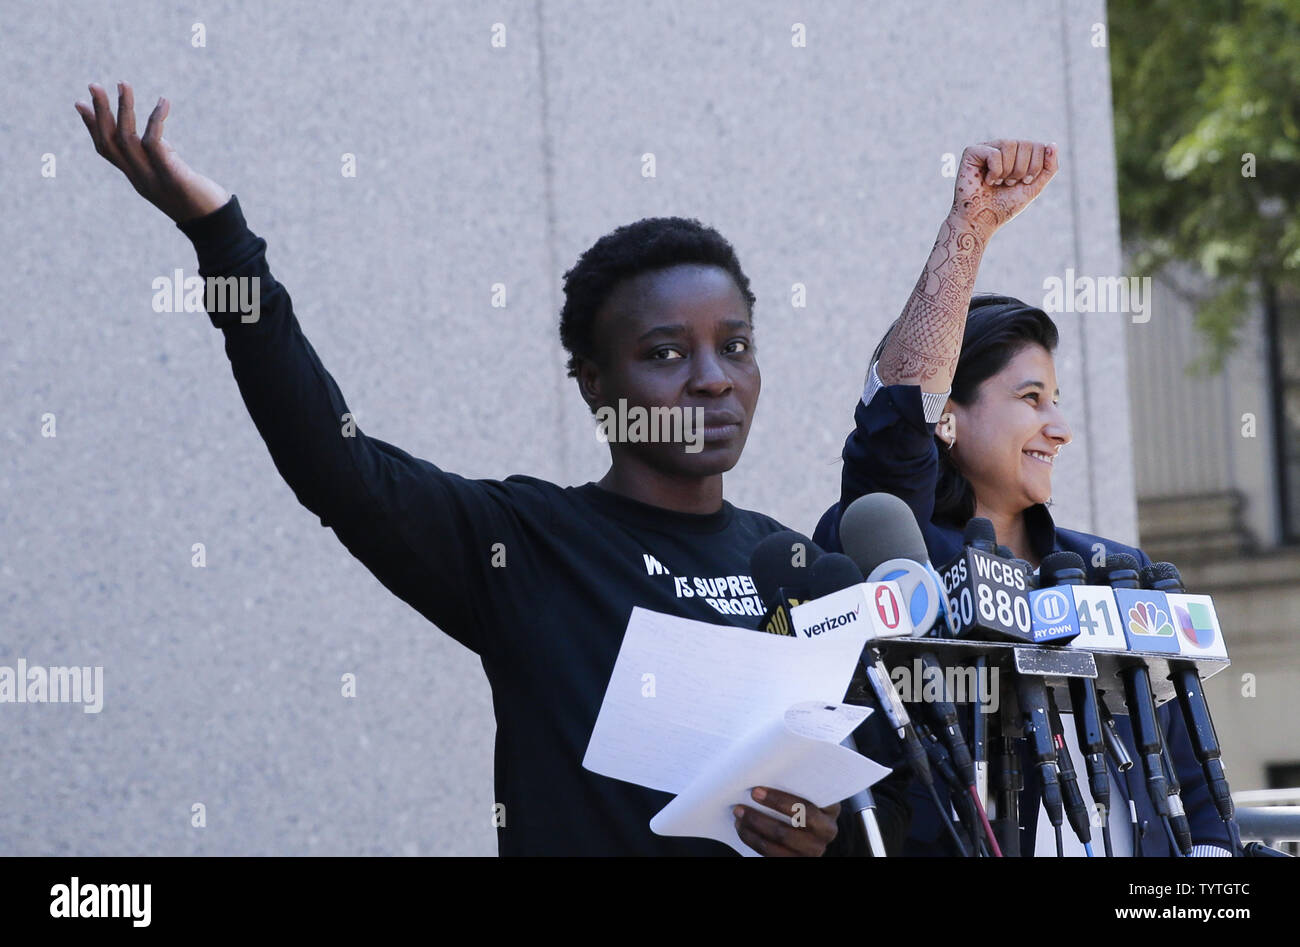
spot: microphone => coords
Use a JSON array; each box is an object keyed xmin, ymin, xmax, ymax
[
  {"xmin": 965, "ymin": 518, "xmax": 998, "ymax": 554},
  {"xmin": 1046, "ymin": 552, "xmax": 1135, "ymax": 850},
  {"xmin": 809, "ymin": 552, "xmax": 867, "ymax": 599},
  {"xmin": 807, "ymin": 550, "xmax": 935, "ymax": 806},
  {"xmin": 1028, "ymin": 552, "xmax": 1082, "ymax": 645},
  {"xmin": 750, "ymin": 530, "xmax": 823, "ymax": 636},
  {"xmin": 1141, "ymin": 561, "xmax": 1239, "ymax": 847},
  {"xmin": 1097, "ymin": 698, "xmax": 1134, "ymax": 773},
  {"xmin": 990, "ymin": 731, "xmax": 1024, "ymax": 857},
  {"xmin": 913, "ymin": 721, "xmax": 976, "ymax": 856},
  {"xmin": 837, "ymin": 496, "xmax": 971, "ymax": 783},
  {"xmin": 839, "ymin": 494, "xmax": 998, "ymax": 855},
  {"xmin": 1047, "ymin": 688, "xmax": 1093, "ymax": 851},
  {"xmin": 972, "ymin": 654, "xmax": 990, "ymax": 809},
  {"xmin": 1015, "ymin": 671, "xmax": 1065, "ymax": 851},
  {"xmin": 1062, "ymin": 558, "xmax": 1129, "ymax": 654},
  {"xmin": 1099, "ymin": 697, "xmax": 1143, "ymax": 854},
  {"xmin": 839, "ymin": 493, "xmax": 956, "ymax": 638},
  {"xmin": 1127, "ymin": 566, "xmax": 1192, "ymax": 855},
  {"xmin": 1099, "ymin": 555, "xmax": 1182, "ymax": 656},
  {"xmin": 808, "ymin": 553, "xmax": 890, "ymax": 857},
  {"xmin": 1038, "ymin": 552, "xmax": 1113, "ymax": 852},
  {"xmin": 1068, "ymin": 668, "xmax": 1112, "ymax": 854},
  {"xmin": 1244, "ymin": 842, "xmax": 1293, "ymax": 857},
  {"xmin": 1158, "ymin": 733, "xmax": 1192, "ymax": 855},
  {"xmin": 934, "ymin": 518, "xmax": 1034, "ymax": 642},
  {"xmin": 1091, "ymin": 555, "xmax": 1173, "ymax": 840}
]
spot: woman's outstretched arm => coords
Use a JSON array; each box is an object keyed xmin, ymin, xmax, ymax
[{"xmin": 74, "ymin": 81, "xmax": 516, "ymax": 655}]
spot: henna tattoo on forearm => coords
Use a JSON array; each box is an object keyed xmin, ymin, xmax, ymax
[{"xmin": 877, "ymin": 214, "xmax": 991, "ymax": 389}]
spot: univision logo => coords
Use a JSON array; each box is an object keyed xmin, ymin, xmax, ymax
[
  {"xmin": 1173, "ymin": 602, "xmax": 1217, "ymax": 649},
  {"xmin": 1127, "ymin": 601, "xmax": 1174, "ymax": 637}
]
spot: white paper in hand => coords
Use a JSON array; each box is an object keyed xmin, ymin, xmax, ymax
[
  {"xmin": 649, "ymin": 701, "xmax": 888, "ymax": 855},
  {"xmin": 582, "ymin": 606, "xmax": 873, "ymax": 794}
]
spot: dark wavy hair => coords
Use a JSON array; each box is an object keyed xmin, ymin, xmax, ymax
[
  {"xmin": 559, "ymin": 217, "xmax": 756, "ymax": 379},
  {"xmin": 872, "ymin": 294, "xmax": 1060, "ymax": 524}
]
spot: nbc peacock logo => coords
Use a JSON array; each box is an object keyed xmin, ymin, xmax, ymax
[{"xmin": 1127, "ymin": 601, "xmax": 1174, "ymax": 638}]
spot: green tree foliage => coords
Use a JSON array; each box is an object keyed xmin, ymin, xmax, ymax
[{"xmin": 1110, "ymin": 0, "xmax": 1300, "ymax": 366}]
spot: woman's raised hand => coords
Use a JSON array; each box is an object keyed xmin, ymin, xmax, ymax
[
  {"xmin": 951, "ymin": 139, "xmax": 1059, "ymax": 233},
  {"xmin": 75, "ymin": 81, "xmax": 231, "ymax": 224}
]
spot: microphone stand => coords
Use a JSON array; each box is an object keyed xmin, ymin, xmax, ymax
[
  {"xmin": 841, "ymin": 734, "xmax": 887, "ymax": 857},
  {"xmin": 989, "ymin": 698, "xmax": 1022, "ymax": 857}
]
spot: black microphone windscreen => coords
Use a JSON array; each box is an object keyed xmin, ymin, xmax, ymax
[
  {"xmin": 808, "ymin": 553, "xmax": 865, "ymax": 599},
  {"xmin": 1086, "ymin": 552, "xmax": 1139, "ymax": 585},
  {"xmin": 839, "ymin": 493, "xmax": 929, "ymax": 576},
  {"xmin": 1141, "ymin": 561, "xmax": 1183, "ymax": 588},
  {"xmin": 963, "ymin": 517, "xmax": 997, "ymax": 547},
  {"xmin": 750, "ymin": 530, "xmax": 822, "ymax": 607},
  {"xmin": 1040, "ymin": 551, "xmax": 1086, "ymax": 586},
  {"xmin": 995, "ymin": 544, "xmax": 1015, "ymax": 559}
]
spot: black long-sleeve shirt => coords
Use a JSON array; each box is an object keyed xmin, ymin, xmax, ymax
[{"xmin": 176, "ymin": 195, "xmax": 908, "ymax": 855}]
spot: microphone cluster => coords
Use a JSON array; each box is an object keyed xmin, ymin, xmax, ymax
[{"xmin": 748, "ymin": 493, "xmax": 1245, "ymax": 857}]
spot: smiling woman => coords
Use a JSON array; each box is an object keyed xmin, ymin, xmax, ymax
[
  {"xmin": 812, "ymin": 289, "xmax": 1240, "ymax": 858},
  {"xmin": 923, "ymin": 295, "xmax": 1072, "ymax": 561}
]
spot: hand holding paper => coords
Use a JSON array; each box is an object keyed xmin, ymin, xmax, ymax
[
  {"xmin": 582, "ymin": 606, "xmax": 891, "ymax": 856},
  {"xmin": 734, "ymin": 785, "xmax": 843, "ymax": 858},
  {"xmin": 649, "ymin": 700, "xmax": 888, "ymax": 856}
]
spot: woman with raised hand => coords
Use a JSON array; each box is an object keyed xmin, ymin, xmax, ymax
[
  {"xmin": 75, "ymin": 80, "xmax": 903, "ymax": 856},
  {"xmin": 812, "ymin": 141, "xmax": 1237, "ymax": 856}
]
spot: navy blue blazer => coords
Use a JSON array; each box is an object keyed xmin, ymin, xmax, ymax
[{"xmin": 813, "ymin": 380, "xmax": 1236, "ymax": 856}]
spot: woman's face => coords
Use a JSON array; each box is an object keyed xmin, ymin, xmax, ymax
[
  {"xmin": 947, "ymin": 342, "xmax": 1072, "ymax": 513},
  {"xmin": 578, "ymin": 263, "xmax": 760, "ymax": 478}
]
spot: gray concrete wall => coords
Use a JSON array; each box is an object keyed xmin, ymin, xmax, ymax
[{"xmin": 2, "ymin": 0, "xmax": 1130, "ymax": 855}]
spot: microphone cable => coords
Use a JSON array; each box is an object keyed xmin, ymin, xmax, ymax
[
  {"xmin": 1099, "ymin": 698, "xmax": 1141, "ymax": 856},
  {"xmin": 914, "ymin": 720, "xmax": 974, "ymax": 857},
  {"xmin": 1123, "ymin": 768, "xmax": 1143, "ymax": 857}
]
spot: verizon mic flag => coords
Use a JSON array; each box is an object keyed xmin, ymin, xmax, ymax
[{"xmin": 785, "ymin": 525, "xmax": 913, "ymax": 641}]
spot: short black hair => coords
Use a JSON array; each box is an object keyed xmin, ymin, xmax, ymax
[
  {"xmin": 559, "ymin": 217, "xmax": 757, "ymax": 378},
  {"xmin": 873, "ymin": 294, "xmax": 1060, "ymax": 524}
]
